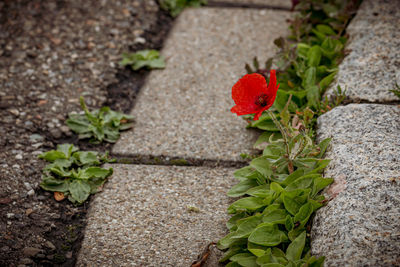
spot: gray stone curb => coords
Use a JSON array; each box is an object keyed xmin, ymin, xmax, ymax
[
  {"xmin": 311, "ymin": 104, "xmax": 400, "ymax": 266},
  {"xmin": 113, "ymin": 7, "xmax": 291, "ymax": 162},
  {"xmin": 326, "ymin": 0, "xmax": 400, "ymax": 103},
  {"xmin": 77, "ymin": 164, "xmax": 236, "ymax": 266}
]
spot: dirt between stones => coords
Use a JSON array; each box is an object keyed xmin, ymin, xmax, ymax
[{"xmin": 0, "ymin": 0, "xmax": 172, "ymax": 266}]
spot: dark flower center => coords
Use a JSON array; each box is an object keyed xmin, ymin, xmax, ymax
[{"xmin": 255, "ymin": 94, "xmax": 268, "ymax": 107}]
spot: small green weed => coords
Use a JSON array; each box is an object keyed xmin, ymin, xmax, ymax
[
  {"xmin": 120, "ymin": 50, "xmax": 165, "ymax": 71},
  {"xmin": 66, "ymin": 96, "xmax": 133, "ymax": 144},
  {"xmin": 158, "ymin": 0, "xmax": 207, "ymax": 17},
  {"xmin": 39, "ymin": 144, "xmax": 114, "ymax": 204},
  {"xmin": 389, "ymin": 83, "xmax": 400, "ymax": 99}
]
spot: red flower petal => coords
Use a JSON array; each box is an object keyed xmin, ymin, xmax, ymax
[
  {"xmin": 232, "ymin": 73, "xmax": 268, "ymax": 106},
  {"xmin": 230, "ymin": 70, "xmax": 279, "ymax": 120}
]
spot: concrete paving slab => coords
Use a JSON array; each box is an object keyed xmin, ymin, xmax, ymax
[
  {"xmin": 77, "ymin": 164, "xmax": 236, "ymax": 266},
  {"xmin": 113, "ymin": 8, "xmax": 291, "ymax": 161},
  {"xmin": 209, "ymin": 0, "xmax": 292, "ymax": 9},
  {"xmin": 311, "ymin": 104, "xmax": 400, "ymax": 266},
  {"xmin": 326, "ymin": 0, "xmax": 400, "ymax": 103}
]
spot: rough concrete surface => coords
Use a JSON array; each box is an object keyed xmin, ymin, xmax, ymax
[
  {"xmin": 326, "ymin": 0, "xmax": 400, "ymax": 103},
  {"xmin": 113, "ymin": 7, "xmax": 291, "ymax": 161},
  {"xmin": 77, "ymin": 164, "xmax": 236, "ymax": 266},
  {"xmin": 311, "ymin": 104, "xmax": 400, "ymax": 266}
]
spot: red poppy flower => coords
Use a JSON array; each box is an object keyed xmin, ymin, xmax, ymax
[{"xmin": 231, "ymin": 70, "xmax": 279, "ymax": 120}]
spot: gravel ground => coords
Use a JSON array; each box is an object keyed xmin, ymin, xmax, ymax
[{"xmin": 0, "ymin": 0, "xmax": 172, "ymax": 266}]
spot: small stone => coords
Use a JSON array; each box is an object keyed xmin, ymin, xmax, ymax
[
  {"xmin": 6, "ymin": 213, "xmax": 14, "ymax": 218},
  {"xmin": 8, "ymin": 108, "xmax": 19, "ymax": 116},
  {"xmin": 29, "ymin": 134, "xmax": 44, "ymax": 142},
  {"xmin": 27, "ymin": 189, "xmax": 35, "ymax": 196},
  {"xmin": 20, "ymin": 258, "xmax": 33, "ymax": 265},
  {"xmin": 49, "ymin": 128, "xmax": 62, "ymax": 139},
  {"xmin": 26, "ymin": 209, "xmax": 33, "ymax": 216},
  {"xmin": 36, "ymin": 253, "xmax": 46, "ymax": 259},
  {"xmin": 15, "ymin": 154, "xmax": 23, "ymax": 160},
  {"xmin": 65, "ymin": 251, "xmax": 73, "ymax": 259},
  {"xmin": 60, "ymin": 125, "xmax": 72, "ymax": 136},
  {"xmin": 23, "ymin": 247, "xmax": 41, "ymax": 257},
  {"xmin": 45, "ymin": 241, "xmax": 56, "ymax": 250},
  {"xmin": 134, "ymin": 37, "xmax": 146, "ymax": 44}
]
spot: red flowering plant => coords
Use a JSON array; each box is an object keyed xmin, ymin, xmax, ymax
[
  {"xmin": 220, "ymin": 68, "xmax": 333, "ymax": 266},
  {"xmin": 231, "ymin": 70, "xmax": 279, "ymax": 121}
]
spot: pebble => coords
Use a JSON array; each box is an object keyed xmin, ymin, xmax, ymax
[
  {"xmin": 49, "ymin": 128, "xmax": 62, "ymax": 139},
  {"xmin": 9, "ymin": 108, "xmax": 19, "ymax": 116},
  {"xmin": 29, "ymin": 134, "xmax": 44, "ymax": 142},
  {"xmin": 45, "ymin": 241, "xmax": 56, "ymax": 250},
  {"xmin": 134, "ymin": 37, "xmax": 146, "ymax": 44},
  {"xmin": 15, "ymin": 154, "xmax": 23, "ymax": 160},
  {"xmin": 20, "ymin": 258, "xmax": 33, "ymax": 265},
  {"xmin": 27, "ymin": 189, "xmax": 35, "ymax": 196},
  {"xmin": 6, "ymin": 213, "xmax": 15, "ymax": 218},
  {"xmin": 22, "ymin": 247, "xmax": 41, "ymax": 257}
]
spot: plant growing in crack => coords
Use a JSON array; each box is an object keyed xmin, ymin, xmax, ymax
[
  {"xmin": 220, "ymin": 71, "xmax": 333, "ymax": 266},
  {"xmin": 39, "ymin": 144, "xmax": 114, "ymax": 204},
  {"xmin": 66, "ymin": 96, "xmax": 134, "ymax": 143}
]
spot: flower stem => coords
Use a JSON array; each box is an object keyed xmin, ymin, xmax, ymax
[{"xmin": 267, "ymin": 110, "xmax": 293, "ymax": 173}]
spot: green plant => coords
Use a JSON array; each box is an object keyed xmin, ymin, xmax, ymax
[
  {"xmin": 219, "ymin": 106, "xmax": 333, "ymax": 266},
  {"xmin": 389, "ymin": 83, "xmax": 400, "ymax": 99},
  {"xmin": 39, "ymin": 144, "xmax": 114, "ymax": 204},
  {"xmin": 220, "ymin": 0, "xmax": 361, "ymax": 265},
  {"xmin": 244, "ymin": 0, "xmax": 360, "ymax": 134},
  {"xmin": 66, "ymin": 96, "xmax": 133, "ymax": 143},
  {"xmin": 158, "ymin": 0, "xmax": 207, "ymax": 17},
  {"xmin": 120, "ymin": 50, "xmax": 166, "ymax": 71}
]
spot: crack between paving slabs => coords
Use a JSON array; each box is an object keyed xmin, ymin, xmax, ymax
[
  {"xmin": 341, "ymin": 98, "xmax": 400, "ymax": 106},
  {"xmin": 111, "ymin": 152, "xmax": 249, "ymax": 168},
  {"xmin": 206, "ymin": 1, "xmax": 291, "ymax": 11}
]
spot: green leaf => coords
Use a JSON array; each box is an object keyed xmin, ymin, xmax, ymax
[
  {"xmin": 270, "ymin": 182, "xmax": 284, "ymax": 194},
  {"xmin": 260, "ymin": 264, "xmax": 285, "ymax": 267},
  {"xmin": 312, "ymin": 177, "xmax": 334, "ymax": 196},
  {"xmin": 232, "ymin": 215, "xmax": 263, "ymax": 238},
  {"xmin": 293, "ymin": 202, "xmax": 313, "ymax": 228},
  {"xmin": 262, "ymin": 209, "xmax": 288, "ymax": 225},
  {"xmin": 40, "ymin": 176, "xmax": 69, "ymax": 192},
  {"xmin": 230, "ymin": 253, "xmax": 258, "ymax": 267},
  {"xmin": 250, "ymin": 156, "xmax": 273, "ymax": 178},
  {"xmin": 228, "ymin": 179, "xmax": 259, "ymax": 197},
  {"xmin": 227, "ymin": 213, "xmax": 247, "ymax": 231},
  {"xmin": 286, "ymin": 231, "xmax": 306, "ymax": 261},
  {"xmin": 319, "ymin": 72, "xmax": 337, "ymax": 91},
  {"xmin": 281, "ymin": 169, "xmax": 305, "ymax": 186},
  {"xmin": 306, "ymin": 85, "xmax": 320, "ymax": 109},
  {"xmin": 39, "ymin": 151, "xmax": 67, "ymax": 162},
  {"xmin": 282, "ymin": 195, "xmax": 302, "ymax": 216},
  {"xmin": 234, "ymin": 166, "xmax": 255, "ymax": 180},
  {"xmin": 316, "ymin": 24, "xmax": 336, "ymax": 35},
  {"xmin": 69, "ymin": 180, "xmax": 91, "ymax": 204},
  {"xmin": 248, "ymin": 242, "xmax": 269, "ymax": 257},
  {"xmin": 228, "ymin": 197, "xmax": 267, "ymax": 213},
  {"xmin": 246, "ymin": 185, "xmax": 271, "ymax": 198},
  {"xmin": 254, "ymin": 131, "xmax": 282, "ymax": 150},
  {"xmin": 302, "ymin": 67, "xmax": 316, "ymax": 88},
  {"xmin": 220, "ymin": 247, "xmax": 243, "ymax": 263},
  {"xmin": 248, "ymin": 224, "xmax": 288, "ymax": 246},
  {"xmin": 73, "ymin": 151, "xmax": 100, "ymax": 166},
  {"xmin": 307, "ymin": 46, "xmax": 322, "ymax": 67},
  {"xmin": 79, "ymin": 167, "xmax": 113, "ymax": 180},
  {"xmin": 285, "ymin": 215, "xmax": 294, "ymax": 231},
  {"xmin": 285, "ymin": 175, "xmax": 315, "ymax": 191}
]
